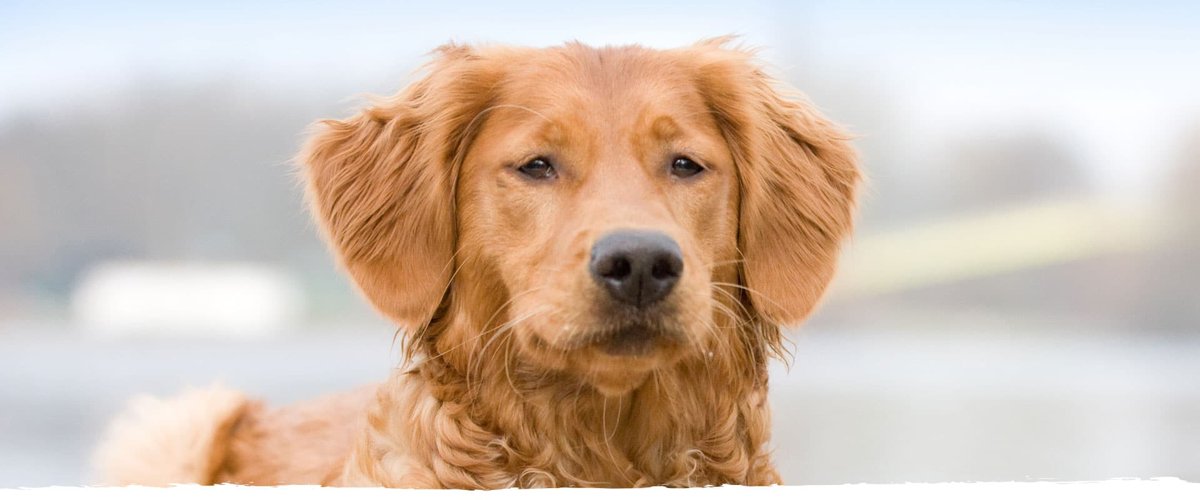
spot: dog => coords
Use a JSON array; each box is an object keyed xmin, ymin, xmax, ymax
[{"xmin": 93, "ymin": 37, "xmax": 860, "ymax": 488}]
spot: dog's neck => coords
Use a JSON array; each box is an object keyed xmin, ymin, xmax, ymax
[{"xmin": 346, "ymin": 292, "xmax": 783, "ymax": 488}]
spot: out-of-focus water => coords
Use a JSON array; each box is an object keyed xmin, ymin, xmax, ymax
[{"xmin": 1, "ymin": 327, "xmax": 1196, "ymax": 487}]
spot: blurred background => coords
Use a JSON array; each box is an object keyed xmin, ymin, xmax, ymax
[{"xmin": 1, "ymin": 0, "xmax": 1198, "ymax": 487}]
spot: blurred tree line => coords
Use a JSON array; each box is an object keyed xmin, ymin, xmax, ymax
[{"xmin": 0, "ymin": 80, "xmax": 361, "ymax": 320}]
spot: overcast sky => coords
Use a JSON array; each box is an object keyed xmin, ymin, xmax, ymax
[{"xmin": 2, "ymin": 0, "xmax": 1198, "ymax": 195}]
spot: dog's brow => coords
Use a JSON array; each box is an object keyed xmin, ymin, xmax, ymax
[
  {"xmin": 454, "ymin": 103, "xmax": 558, "ymax": 169},
  {"xmin": 649, "ymin": 115, "xmax": 682, "ymax": 141},
  {"xmin": 463, "ymin": 104, "xmax": 554, "ymax": 142}
]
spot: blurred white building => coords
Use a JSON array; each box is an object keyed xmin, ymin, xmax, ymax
[{"xmin": 71, "ymin": 261, "xmax": 303, "ymax": 338}]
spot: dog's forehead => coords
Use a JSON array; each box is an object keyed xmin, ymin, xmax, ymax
[{"xmin": 494, "ymin": 46, "xmax": 710, "ymax": 129}]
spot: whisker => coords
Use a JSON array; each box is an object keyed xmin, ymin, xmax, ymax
[
  {"xmin": 466, "ymin": 305, "xmax": 546, "ymax": 395},
  {"xmin": 427, "ymin": 286, "xmax": 547, "ymax": 365},
  {"xmin": 709, "ymin": 283, "xmax": 753, "ymax": 325},
  {"xmin": 501, "ymin": 327, "xmax": 520, "ymax": 396},
  {"xmin": 482, "ymin": 305, "xmax": 549, "ymax": 394},
  {"xmin": 703, "ymin": 258, "xmax": 745, "ymax": 270},
  {"xmin": 710, "ymin": 279, "xmax": 793, "ymax": 320}
]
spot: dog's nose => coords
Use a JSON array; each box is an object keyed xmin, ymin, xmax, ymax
[{"xmin": 589, "ymin": 230, "xmax": 683, "ymax": 307}]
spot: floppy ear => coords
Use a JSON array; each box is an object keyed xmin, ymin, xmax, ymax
[
  {"xmin": 301, "ymin": 45, "xmax": 494, "ymax": 331},
  {"xmin": 691, "ymin": 41, "xmax": 861, "ymax": 326}
]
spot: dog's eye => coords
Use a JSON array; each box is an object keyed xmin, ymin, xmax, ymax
[
  {"xmin": 516, "ymin": 157, "xmax": 556, "ymax": 180},
  {"xmin": 670, "ymin": 156, "xmax": 705, "ymax": 178}
]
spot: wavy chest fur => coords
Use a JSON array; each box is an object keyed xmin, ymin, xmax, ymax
[{"xmin": 335, "ymin": 335, "xmax": 779, "ymax": 488}]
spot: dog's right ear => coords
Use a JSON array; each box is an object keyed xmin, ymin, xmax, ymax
[{"xmin": 301, "ymin": 45, "xmax": 494, "ymax": 332}]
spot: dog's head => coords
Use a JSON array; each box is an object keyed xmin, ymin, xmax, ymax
[{"xmin": 302, "ymin": 39, "xmax": 858, "ymax": 396}]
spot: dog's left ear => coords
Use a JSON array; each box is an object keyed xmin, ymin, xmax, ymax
[{"xmin": 690, "ymin": 40, "xmax": 861, "ymax": 326}]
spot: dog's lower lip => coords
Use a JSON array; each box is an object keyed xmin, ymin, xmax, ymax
[{"xmin": 597, "ymin": 325, "xmax": 669, "ymax": 356}]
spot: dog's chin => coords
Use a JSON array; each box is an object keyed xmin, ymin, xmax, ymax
[
  {"xmin": 576, "ymin": 346, "xmax": 682, "ymax": 397},
  {"xmin": 581, "ymin": 363, "xmax": 657, "ymax": 397}
]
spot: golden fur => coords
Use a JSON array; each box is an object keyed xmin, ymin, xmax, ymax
[{"xmin": 94, "ymin": 38, "xmax": 859, "ymax": 488}]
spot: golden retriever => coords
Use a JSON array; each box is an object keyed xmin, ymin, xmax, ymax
[{"xmin": 93, "ymin": 37, "xmax": 860, "ymax": 488}]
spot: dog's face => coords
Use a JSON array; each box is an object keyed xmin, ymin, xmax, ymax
[
  {"xmin": 455, "ymin": 53, "xmax": 740, "ymax": 392},
  {"xmin": 303, "ymin": 40, "xmax": 859, "ymax": 396}
]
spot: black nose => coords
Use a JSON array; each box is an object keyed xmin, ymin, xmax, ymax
[{"xmin": 589, "ymin": 230, "xmax": 683, "ymax": 307}]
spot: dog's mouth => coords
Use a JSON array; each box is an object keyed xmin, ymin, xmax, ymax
[
  {"xmin": 566, "ymin": 309, "xmax": 691, "ymax": 357},
  {"xmin": 516, "ymin": 289, "xmax": 702, "ymax": 361},
  {"xmin": 526, "ymin": 313, "xmax": 688, "ymax": 358},
  {"xmin": 583, "ymin": 321, "xmax": 681, "ymax": 357},
  {"xmin": 516, "ymin": 305, "xmax": 699, "ymax": 395}
]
